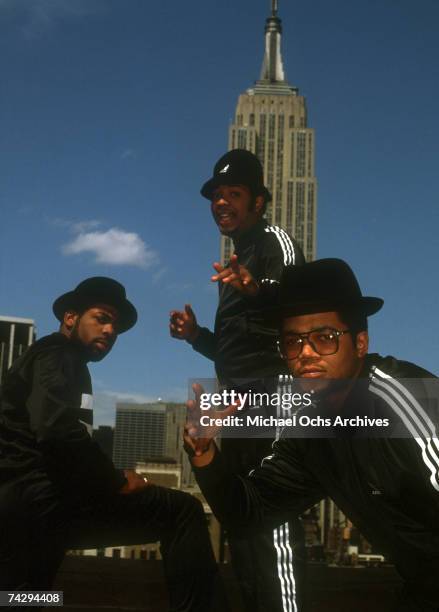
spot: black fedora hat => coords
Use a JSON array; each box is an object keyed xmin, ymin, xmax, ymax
[
  {"xmin": 200, "ymin": 149, "xmax": 272, "ymax": 202},
  {"xmin": 53, "ymin": 277, "xmax": 137, "ymax": 333},
  {"xmin": 275, "ymin": 258, "xmax": 383, "ymax": 319}
]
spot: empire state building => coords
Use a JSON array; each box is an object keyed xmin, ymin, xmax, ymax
[{"xmin": 221, "ymin": 0, "xmax": 317, "ymax": 263}]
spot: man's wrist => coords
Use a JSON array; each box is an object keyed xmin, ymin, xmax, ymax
[
  {"xmin": 190, "ymin": 441, "xmax": 215, "ymax": 467},
  {"xmin": 186, "ymin": 325, "xmax": 200, "ymax": 345}
]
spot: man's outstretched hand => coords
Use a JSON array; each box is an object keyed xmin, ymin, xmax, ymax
[
  {"xmin": 184, "ymin": 382, "xmax": 241, "ymax": 467},
  {"xmin": 211, "ymin": 254, "xmax": 259, "ymax": 296},
  {"xmin": 169, "ymin": 304, "xmax": 200, "ymax": 343}
]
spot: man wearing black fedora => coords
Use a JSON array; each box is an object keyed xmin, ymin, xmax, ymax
[
  {"xmin": 170, "ymin": 149, "xmax": 306, "ymax": 612},
  {"xmin": 0, "ymin": 277, "xmax": 227, "ymax": 611},
  {"xmin": 185, "ymin": 259, "xmax": 439, "ymax": 612}
]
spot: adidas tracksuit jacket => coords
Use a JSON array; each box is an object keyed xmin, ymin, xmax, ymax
[
  {"xmin": 191, "ymin": 218, "xmax": 305, "ymax": 381},
  {"xmin": 193, "ymin": 354, "xmax": 439, "ymax": 610},
  {"xmin": 191, "ymin": 218, "xmax": 307, "ymax": 612}
]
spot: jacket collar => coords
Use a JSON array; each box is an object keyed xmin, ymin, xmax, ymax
[{"xmin": 233, "ymin": 218, "xmax": 268, "ymax": 254}]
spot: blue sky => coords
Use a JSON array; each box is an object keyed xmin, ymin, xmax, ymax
[{"xmin": 1, "ymin": 0, "xmax": 438, "ymax": 425}]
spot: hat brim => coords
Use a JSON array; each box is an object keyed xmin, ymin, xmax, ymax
[
  {"xmin": 201, "ymin": 176, "xmax": 272, "ymax": 203},
  {"xmin": 52, "ymin": 292, "xmax": 137, "ymax": 333},
  {"xmin": 264, "ymin": 297, "xmax": 384, "ymax": 326}
]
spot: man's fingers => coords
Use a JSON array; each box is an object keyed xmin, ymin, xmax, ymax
[
  {"xmin": 211, "ymin": 262, "xmax": 226, "ymax": 282},
  {"xmin": 170, "ymin": 311, "xmax": 184, "ymax": 323},
  {"xmin": 194, "ymin": 438, "xmax": 211, "ymax": 456},
  {"xmin": 240, "ymin": 268, "xmax": 252, "ymax": 283},
  {"xmin": 223, "ymin": 401, "xmax": 241, "ymax": 417},
  {"xmin": 169, "ymin": 322, "xmax": 184, "ymax": 337},
  {"xmin": 229, "ymin": 254, "xmax": 240, "ymax": 274},
  {"xmin": 184, "ymin": 304, "xmax": 195, "ymax": 319},
  {"xmin": 212, "ymin": 268, "xmax": 235, "ymax": 281},
  {"xmin": 221, "ymin": 273, "xmax": 240, "ymax": 284},
  {"xmin": 184, "ymin": 419, "xmax": 198, "ymax": 439},
  {"xmin": 192, "ymin": 382, "xmax": 205, "ymax": 404}
]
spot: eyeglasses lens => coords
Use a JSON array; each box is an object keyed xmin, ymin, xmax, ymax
[{"xmin": 282, "ymin": 329, "xmax": 339, "ymax": 358}]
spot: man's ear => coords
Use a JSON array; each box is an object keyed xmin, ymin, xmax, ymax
[
  {"xmin": 355, "ymin": 331, "xmax": 369, "ymax": 358},
  {"xmin": 254, "ymin": 195, "xmax": 264, "ymax": 215},
  {"xmin": 63, "ymin": 310, "xmax": 79, "ymax": 331}
]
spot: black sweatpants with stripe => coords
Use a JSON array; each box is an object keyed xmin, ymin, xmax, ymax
[
  {"xmin": 0, "ymin": 481, "xmax": 228, "ymax": 612},
  {"xmin": 222, "ymin": 437, "xmax": 307, "ymax": 612},
  {"xmin": 228, "ymin": 518, "xmax": 306, "ymax": 612}
]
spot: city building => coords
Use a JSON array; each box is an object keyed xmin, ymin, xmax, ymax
[
  {"xmin": 112, "ymin": 401, "xmax": 190, "ymax": 478},
  {"xmin": 0, "ymin": 315, "xmax": 35, "ymax": 383},
  {"xmin": 113, "ymin": 403, "xmax": 167, "ymax": 469},
  {"xmin": 221, "ymin": 0, "xmax": 317, "ymax": 264}
]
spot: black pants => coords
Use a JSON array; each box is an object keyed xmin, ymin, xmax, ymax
[
  {"xmin": 0, "ymin": 482, "xmax": 228, "ymax": 612},
  {"xmin": 228, "ymin": 519, "xmax": 306, "ymax": 612},
  {"xmin": 221, "ymin": 436, "xmax": 306, "ymax": 612}
]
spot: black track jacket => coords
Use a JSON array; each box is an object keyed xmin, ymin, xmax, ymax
[
  {"xmin": 0, "ymin": 333, "xmax": 126, "ymax": 503},
  {"xmin": 193, "ymin": 354, "xmax": 439, "ymax": 583},
  {"xmin": 191, "ymin": 219, "xmax": 305, "ymax": 382}
]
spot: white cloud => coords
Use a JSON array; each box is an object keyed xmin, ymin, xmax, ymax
[
  {"xmin": 121, "ymin": 149, "xmax": 136, "ymax": 160},
  {"xmin": 71, "ymin": 219, "xmax": 101, "ymax": 233},
  {"xmin": 152, "ymin": 267, "xmax": 167, "ymax": 284},
  {"xmin": 0, "ymin": 0, "xmax": 103, "ymax": 38},
  {"xmin": 62, "ymin": 227, "xmax": 158, "ymax": 269},
  {"xmin": 47, "ymin": 216, "xmax": 102, "ymax": 233}
]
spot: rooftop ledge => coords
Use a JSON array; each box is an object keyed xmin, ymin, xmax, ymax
[{"xmin": 47, "ymin": 556, "xmax": 403, "ymax": 612}]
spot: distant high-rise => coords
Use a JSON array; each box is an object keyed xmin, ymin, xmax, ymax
[
  {"xmin": 113, "ymin": 403, "xmax": 166, "ymax": 469},
  {"xmin": 0, "ymin": 315, "xmax": 35, "ymax": 384},
  {"xmin": 112, "ymin": 402, "xmax": 187, "ymax": 470},
  {"xmin": 221, "ymin": 0, "xmax": 317, "ymax": 263}
]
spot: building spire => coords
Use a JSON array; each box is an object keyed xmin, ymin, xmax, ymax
[{"xmin": 259, "ymin": 0, "xmax": 286, "ymax": 83}]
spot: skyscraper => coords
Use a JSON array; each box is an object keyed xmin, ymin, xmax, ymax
[
  {"xmin": 221, "ymin": 0, "xmax": 317, "ymax": 264},
  {"xmin": 112, "ymin": 401, "xmax": 187, "ymax": 470},
  {"xmin": 113, "ymin": 403, "xmax": 166, "ymax": 469},
  {"xmin": 0, "ymin": 315, "xmax": 35, "ymax": 384}
]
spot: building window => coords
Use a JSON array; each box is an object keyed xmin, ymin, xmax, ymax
[
  {"xmin": 307, "ymin": 133, "xmax": 313, "ymax": 177},
  {"xmin": 258, "ymin": 115, "xmax": 266, "ymax": 161},
  {"xmin": 287, "ymin": 181, "xmax": 294, "ymax": 234},
  {"xmin": 269, "ymin": 114, "xmax": 276, "ymax": 139},
  {"xmin": 237, "ymin": 129, "xmax": 247, "ymax": 149},
  {"xmin": 223, "ymin": 237, "xmax": 232, "ymax": 263},
  {"xmin": 296, "ymin": 133, "xmax": 306, "ymax": 177},
  {"xmin": 289, "ymin": 115, "xmax": 295, "ymax": 128},
  {"xmin": 295, "ymin": 182, "xmax": 305, "ymax": 248},
  {"xmin": 290, "ymin": 133, "xmax": 295, "ymax": 178},
  {"xmin": 249, "ymin": 113, "xmax": 255, "ymax": 126}
]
